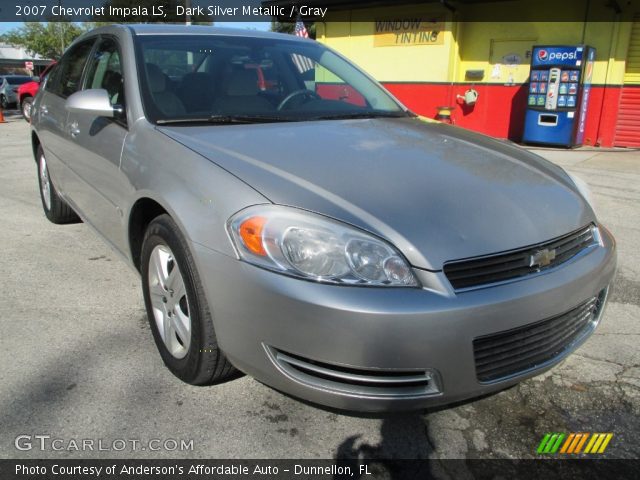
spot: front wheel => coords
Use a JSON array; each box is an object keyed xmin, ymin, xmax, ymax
[
  {"xmin": 21, "ymin": 97, "xmax": 33, "ymax": 121},
  {"xmin": 0, "ymin": 94, "xmax": 8, "ymax": 110},
  {"xmin": 141, "ymin": 214, "xmax": 238, "ymax": 385},
  {"xmin": 36, "ymin": 146, "xmax": 80, "ymax": 224}
]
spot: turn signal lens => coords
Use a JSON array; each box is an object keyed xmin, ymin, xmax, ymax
[{"xmin": 238, "ymin": 216, "xmax": 267, "ymax": 256}]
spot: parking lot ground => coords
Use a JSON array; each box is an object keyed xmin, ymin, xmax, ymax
[{"xmin": 1, "ymin": 115, "xmax": 639, "ymax": 460}]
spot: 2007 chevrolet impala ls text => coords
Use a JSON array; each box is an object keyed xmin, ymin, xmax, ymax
[{"xmin": 30, "ymin": 25, "xmax": 616, "ymax": 412}]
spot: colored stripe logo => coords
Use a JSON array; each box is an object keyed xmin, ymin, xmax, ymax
[{"xmin": 537, "ymin": 433, "xmax": 613, "ymax": 454}]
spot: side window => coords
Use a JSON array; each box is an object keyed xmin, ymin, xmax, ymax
[
  {"xmin": 84, "ymin": 38, "xmax": 125, "ymax": 109},
  {"xmin": 47, "ymin": 40, "xmax": 95, "ymax": 98},
  {"xmin": 43, "ymin": 65, "xmax": 60, "ymax": 93}
]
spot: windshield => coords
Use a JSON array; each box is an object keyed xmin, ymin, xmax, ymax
[
  {"xmin": 7, "ymin": 76, "xmax": 32, "ymax": 85},
  {"xmin": 134, "ymin": 34, "xmax": 408, "ymax": 123}
]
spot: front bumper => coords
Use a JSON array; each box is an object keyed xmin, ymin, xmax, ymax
[{"xmin": 192, "ymin": 227, "xmax": 616, "ymax": 412}]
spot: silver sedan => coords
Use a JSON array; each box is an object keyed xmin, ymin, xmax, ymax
[{"xmin": 30, "ymin": 25, "xmax": 616, "ymax": 412}]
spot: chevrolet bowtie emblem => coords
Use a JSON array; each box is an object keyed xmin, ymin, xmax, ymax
[{"xmin": 530, "ymin": 248, "xmax": 557, "ymax": 268}]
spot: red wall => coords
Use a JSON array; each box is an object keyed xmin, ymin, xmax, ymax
[{"xmin": 383, "ymin": 82, "xmax": 620, "ymax": 147}]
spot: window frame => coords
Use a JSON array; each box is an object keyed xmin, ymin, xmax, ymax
[
  {"xmin": 82, "ymin": 34, "xmax": 128, "ymax": 129},
  {"xmin": 45, "ymin": 38, "xmax": 97, "ymax": 99}
]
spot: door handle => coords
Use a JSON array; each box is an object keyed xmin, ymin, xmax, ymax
[
  {"xmin": 69, "ymin": 122, "xmax": 80, "ymax": 138},
  {"xmin": 40, "ymin": 105, "xmax": 48, "ymax": 115}
]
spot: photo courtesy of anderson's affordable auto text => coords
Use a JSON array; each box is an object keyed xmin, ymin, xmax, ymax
[{"xmin": 0, "ymin": 0, "xmax": 638, "ymax": 479}]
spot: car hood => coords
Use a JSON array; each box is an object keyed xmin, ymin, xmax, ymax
[{"xmin": 158, "ymin": 117, "xmax": 594, "ymax": 270}]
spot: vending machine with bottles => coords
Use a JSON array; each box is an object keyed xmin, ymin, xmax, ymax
[{"xmin": 522, "ymin": 45, "xmax": 596, "ymax": 147}]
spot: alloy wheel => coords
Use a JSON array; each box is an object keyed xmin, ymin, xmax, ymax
[
  {"xmin": 147, "ymin": 244, "xmax": 191, "ymax": 359},
  {"xmin": 22, "ymin": 101, "xmax": 32, "ymax": 121},
  {"xmin": 39, "ymin": 154, "xmax": 52, "ymax": 211}
]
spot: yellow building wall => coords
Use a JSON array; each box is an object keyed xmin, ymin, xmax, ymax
[{"xmin": 317, "ymin": 0, "xmax": 640, "ymax": 87}]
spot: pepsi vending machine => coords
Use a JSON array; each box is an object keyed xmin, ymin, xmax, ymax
[{"xmin": 523, "ymin": 45, "xmax": 596, "ymax": 147}]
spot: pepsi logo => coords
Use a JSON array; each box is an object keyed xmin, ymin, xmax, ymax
[{"xmin": 537, "ymin": 49, "xmax": 548, "ymax": 61}]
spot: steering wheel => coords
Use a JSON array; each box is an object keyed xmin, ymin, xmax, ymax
[{"xmin": 277, "ymin": 89, "xmax": 321, "ymax": 111}]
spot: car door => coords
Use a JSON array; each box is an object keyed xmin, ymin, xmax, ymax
[
  {"xmin": 36, "ymin": 39, "xmax": 96, "ymax": 199},
  {"xmin": 63, "ymin": 36, "xmax": 130, "ymax": 253}
]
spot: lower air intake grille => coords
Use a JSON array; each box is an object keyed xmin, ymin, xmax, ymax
[
  {"xmin": 473, "ymin": 289, "xmax": 607, "ymax": 383},
  {"xmin": 444, "ymin": 225, "xmax": 598, "ymax": 290},
  {"xmin": 268, "ymin": 348, "xmax": 441, "ymax": 398}
]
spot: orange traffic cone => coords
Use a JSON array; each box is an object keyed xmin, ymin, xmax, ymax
[{"xmin": 0, "ymin": 105, "xmax": 6, "ymax": 123}]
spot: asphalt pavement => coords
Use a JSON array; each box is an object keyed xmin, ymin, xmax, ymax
[{"xmin": 1, "ymin": 111, "xmax": 638, "ymax": 461}]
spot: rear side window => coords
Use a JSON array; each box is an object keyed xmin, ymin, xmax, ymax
[{"xmin": 47, "ymin": 40, "xmax": 95, "ymax": 98}]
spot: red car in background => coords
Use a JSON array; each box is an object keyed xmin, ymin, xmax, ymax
[{"xmin": 17, "ymin": 61, "xmax": 56, "ymax": 121}]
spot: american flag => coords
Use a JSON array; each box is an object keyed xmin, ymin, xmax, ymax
[
  {"xmin": 294, "ymin": 17, "xmax": 309, "ymax": 38},
  {"xmin": 292, "ymin": 16, "xmax": 314, "ymax": 73}
]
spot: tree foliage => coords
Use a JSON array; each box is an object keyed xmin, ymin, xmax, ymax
[{"xmin": 0, "ymin": 22, "xmax": 85, "ymax": 60}]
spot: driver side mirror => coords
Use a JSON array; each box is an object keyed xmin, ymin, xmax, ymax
[
  {"xmin": 33, "ymin": 76, "xmax": 40, "ymax": 83},
  {"xmin": 65, "ymin": 89, "xmax": 121, "ymax": 118}
]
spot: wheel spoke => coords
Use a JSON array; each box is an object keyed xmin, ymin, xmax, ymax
[
  {"xmin": 170, "ymin": 271, "xmax": 186, "ymax": 304},
  {"xmin": 162, "ymin": 310, "xmax": 173, "ymax": 344},
  {"xmin": 149, "ymin": 247, "xmax": 168, "ymax": 287},
  {"xmin": 149, "ymin": 283, "xmax": 165, "ymax": 310},
  {"xmin": 171, "ymin": 308, "xmax": 190, "ymax": 348},
  {"xmin": 165, "ymin": 262, "xmax": 181, "ymax": 292}
]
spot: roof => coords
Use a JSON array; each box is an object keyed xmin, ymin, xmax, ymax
[{"xmin": 79, "ymin": 23, "xmax": 308, "ymax": 42}]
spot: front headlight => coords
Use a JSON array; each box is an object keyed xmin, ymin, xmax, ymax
[{"xmin": 228, "ymin": 205, "xmax": 418, "ymax": 287}]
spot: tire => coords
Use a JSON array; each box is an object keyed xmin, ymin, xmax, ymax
[
  {"xmin": 36, "ymin": 145, "xmax": 81, "ymax": 224},
  {"xmin": 21, "ymin": 96, "xmax": 33, "ymax": 122},
  {"xmin": 141, "ymin": 214, "xmax": 238, "ymax": 385},
  {"xmin": 0, "ymin": 94, "xmax": 8, "ymax": 110}
]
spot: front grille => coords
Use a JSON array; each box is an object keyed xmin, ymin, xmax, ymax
[
  {"xmin": 473, "ymin": 289, "xmax": 606, "ymax": 383},
  {"xmin": 444, "ymin": 225, "xmax": 597, "ymax": 290},
  {"xmin": 268, "ymin": 348, "xmax": 441, "ymax": 398}
]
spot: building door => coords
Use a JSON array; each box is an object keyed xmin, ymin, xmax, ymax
[{"xmin": 613, "ymin": 14, "xmax": 640, "ymax": 147}]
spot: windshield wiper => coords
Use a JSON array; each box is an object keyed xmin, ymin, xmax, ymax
[
  {"xmin": 309, "ymin": 111, "xmax": 412, "ymax": 121},
  {"xmin": 156, "ymin": 114, "xmax": 294, "ymax": 125}
]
